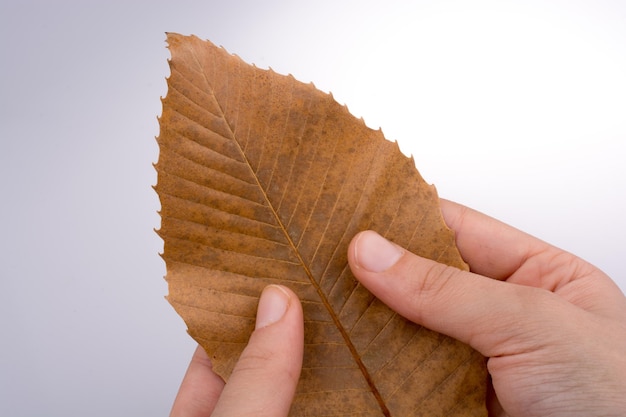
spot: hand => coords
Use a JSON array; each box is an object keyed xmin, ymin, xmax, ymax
[
  {"xmin": 169, "ymin": 285, "xmax": 303, "ymax": 417},
  {"xmin": 348, "ymin": 199, "xmax": 626, "ymax": 417}
]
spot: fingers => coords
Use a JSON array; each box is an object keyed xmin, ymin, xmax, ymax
[
  {"xmin": 438, "ymin": 200, "xmax": 626, "ymax": 313},
  {"xmin": 348, "ymin": 230, "xmax": 568, "ymax": 357},
  {"xmin": 170, "ymin": 285, "xmax": 304, "ymax": 417},
  {"xmin": 169, "ymin": 345, "xmax": 225, "ymax": 417},
  {"xmin": 439, "ymin": 199, "xmax": 548, "ymax": 280},
  {"xmin": 211, "ymin": 285, "xmax": 304, "ymax": 417}
]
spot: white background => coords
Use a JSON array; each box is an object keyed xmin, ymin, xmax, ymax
[{"xmin": 1, "ymin": 1, "xmax": 625, "ymax": 416}]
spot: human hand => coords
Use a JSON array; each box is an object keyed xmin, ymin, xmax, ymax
[
  {"xmin": 169, "ymin": 285, "xmax": 303, "ymax": 417},
  {"xmin": 348, "ymin": 199, "xmax": 626, "ymax": 417}
]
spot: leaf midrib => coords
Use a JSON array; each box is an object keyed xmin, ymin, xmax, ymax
[{"xmin": 187, "ymin": 42, "xmax": 392, "ymax": 417}]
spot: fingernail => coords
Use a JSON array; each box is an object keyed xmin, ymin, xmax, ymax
[
  {"xmin": 255, "ymin": 285, "xmax": 290, "ymax": 329},
  {"xmin": 354, "ymin": 231, "xmax": 404, "ymax": 272}
]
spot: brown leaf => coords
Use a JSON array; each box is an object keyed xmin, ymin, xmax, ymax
[{"xmin": 155, "ymin": 33, "xmax": 487, "ymax": 416}]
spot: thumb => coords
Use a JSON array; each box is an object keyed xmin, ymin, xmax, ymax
[
  {"xmin": 348, "ymin": 230, "xmax": 561, "ymax": 357},
  {"xmin": 211, "ymin": 285, "xmax": 304, "ymax": 417}
]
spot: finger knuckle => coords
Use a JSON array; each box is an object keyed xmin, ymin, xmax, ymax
[{"xmin": 408, "ymin": 261, "xmax": 461, "ymax": 316}]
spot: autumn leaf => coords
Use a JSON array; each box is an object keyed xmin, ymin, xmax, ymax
[{"xmin": 155, "ymin": 33, "xmax": 487, "ymax": 416}]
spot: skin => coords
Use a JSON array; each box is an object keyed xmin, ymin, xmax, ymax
[
  {"xmin": 169, "ymin": 285, "xmax": 303, "ymax": 417},
  {"xmin": 170, "ymin": 199, "xmax": 626, "ymax": 417}
]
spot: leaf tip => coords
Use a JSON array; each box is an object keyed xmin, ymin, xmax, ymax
[{"xmin": 164, "ymin": 32, "xmax": 186, "ymax": 50}]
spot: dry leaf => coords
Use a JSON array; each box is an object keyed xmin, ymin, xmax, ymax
[{"xmin": 155, "ymin": 33, "xmax": 487, "ymax": 416}]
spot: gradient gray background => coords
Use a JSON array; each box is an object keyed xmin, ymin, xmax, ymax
[{"xmin": 1, "ymin": 1, "xmax": 625, "ymax": 416}]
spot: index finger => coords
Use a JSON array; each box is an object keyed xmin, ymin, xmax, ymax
[
  {"xmin": 439, "ymin": 199, "xmax": 550, "ymax": 280},
  {"xmin": 169, "ymin": 345, "xmax": 225, "ymax": 417}
]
